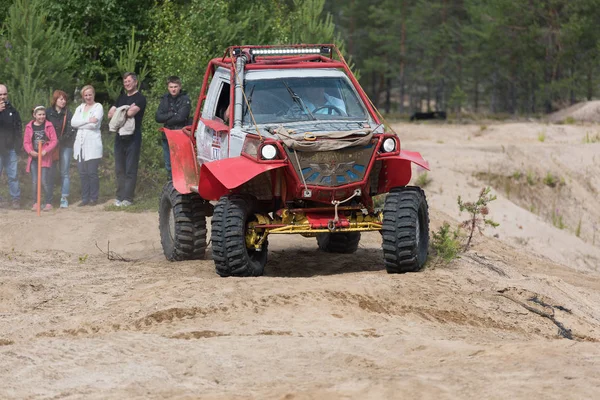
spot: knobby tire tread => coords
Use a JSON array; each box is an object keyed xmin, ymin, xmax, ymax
[
  {"xmin": 382, "ymin": 186, "xmax": 429, "ymax": 273},
  {"xmin": 211, "ymin": 195, "xmax": 267, "ymax": 277},
  {"xmin": 159, "ymin": 181, "xmax": 208, "ymax": 261}
]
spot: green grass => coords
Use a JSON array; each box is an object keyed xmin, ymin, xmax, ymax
[
  {"xmin": 415, "ymin": 172, "xmax": 432, "ymax": 188},
  {"xmin": 543, "ymin": 172, "xmax": 558, "ymax": 187},
  {"xmin": 551, "ymin": 209, "xmax": 566, "ymax": 229},
  {"xmin": 537, "ymin": 131, "xmax": 546, "ymax": 142},
  {"xmin": 526, "ymin": 170, "xmax": 537, "ymax": 185},
  {"xmin": 583, "ymin": 132, "xmax": 600, "ymax": 143}
]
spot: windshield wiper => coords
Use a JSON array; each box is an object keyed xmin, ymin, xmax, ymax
[{"xmin": 282, "ymin": 81, "xmax": 316, "ymax": 121}]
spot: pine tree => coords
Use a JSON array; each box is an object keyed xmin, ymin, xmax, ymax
[{"xmin": 0, "ymin": 0, "xmax": 77, "ymax": 116}]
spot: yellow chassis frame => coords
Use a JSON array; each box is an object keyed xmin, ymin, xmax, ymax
[{"xmin": 246, "ymin": 210, "xmax": 383, "ymax": 250}]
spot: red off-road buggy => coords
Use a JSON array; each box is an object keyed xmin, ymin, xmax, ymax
[{"xmin": 158, "ymin": 44, "xmax": 430, "ymax": 276}]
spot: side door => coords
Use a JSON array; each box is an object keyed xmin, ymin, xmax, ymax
[{"xmin": 195, "ymin": 67, "xmax": 231, "ymax": 165}]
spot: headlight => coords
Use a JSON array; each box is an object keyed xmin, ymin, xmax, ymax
[
  {"xmin": 261, "ymin": 144, "xmax": 277, "ymax": 160},
  {"xmin": 382, "ymin": 137, "xmax": 396, "ymax": 152}
]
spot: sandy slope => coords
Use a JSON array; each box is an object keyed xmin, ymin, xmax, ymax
[{"xmin": 1, "ymin": 121, "xmax": 600, "ymax": 399}]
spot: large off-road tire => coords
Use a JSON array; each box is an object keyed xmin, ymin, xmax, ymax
[
  {"xmin": 211, "ymin": 195, "xmax": 268, "ymax": 277},
  {"xmin": 381, "ymin": 186, "xmax": 429, "ymax": 273},
  {"xmin": 316, "ymin": 232, "xmax": 361, "ymax": 253},
  {"xmin": 159, "ymin": 181, "xmax": 209, "ymax": 261}
]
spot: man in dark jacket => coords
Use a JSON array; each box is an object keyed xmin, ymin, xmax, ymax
[
  {"xmin": 108, "ymin": 72, "xmax": 147, "ymax": 207},
  {"xmin": 0, "ymin": 84, "xmax": 22, "ymax": 209},
  {"xmin": 155, "ymin": 76, "xmax": 191, "ymax": 180}
]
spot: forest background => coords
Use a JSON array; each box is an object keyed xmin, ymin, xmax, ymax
[{"xmin": 1, "ymin": 0, "xmax": 600, "ymax": 207}]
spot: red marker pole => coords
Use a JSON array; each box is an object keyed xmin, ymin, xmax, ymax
[{"xmin": 37, "ymin": 141, "xmax": 42, "ymax": 216}]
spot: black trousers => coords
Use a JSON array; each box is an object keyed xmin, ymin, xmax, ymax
[{"xmin": 114, "ymin": 135, "xmax": 141, "ymax": 202}]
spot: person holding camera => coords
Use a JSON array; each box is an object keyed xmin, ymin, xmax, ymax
[{"xmin": 0, "ymin": 84, "xmax": 22, "ymax": 209}]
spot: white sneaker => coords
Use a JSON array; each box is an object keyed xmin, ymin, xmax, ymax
[
  {"xmin": 121, "ymin": 200, "xmax": 132, "ymax": 207},
  {"xmin": 114, "ymin": 200, "xmax": 122, "ymax": 207}
]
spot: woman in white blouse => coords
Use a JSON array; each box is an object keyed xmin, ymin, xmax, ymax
[{"xmin": 71, "ymin": 85, "xmax": 103, "ymax": 206}]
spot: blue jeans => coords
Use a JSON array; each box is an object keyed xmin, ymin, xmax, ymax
[
  {"xmin": 0, "ymin": 149, "xmax": 21, "ymax": 201},
  {"xmin": 161, "ymin": 138, "xmax": 172, "ymax": 180},
  {"xmin": 31, "ymin": 159, "xmax": 53, "ymax": 205},
  {"xmin": 58, "ymin": 147, "xmax": 73, "ymax": 197},
  {"xmin": 77, "ymin": 158, "xmax": 100, "ymax": 202}
]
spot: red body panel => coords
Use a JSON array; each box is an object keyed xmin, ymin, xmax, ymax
[
  {"xmin": 377, "ymin": 150, "xmax": 430, "ymax": 193},
  {"xmin": 397, "ymin": 150, "xmax": 430, "ymax": 170},
  {"xmin": 163, "ymin": 128, "xmax": 199, "ymax": 195},
  {"xmin": 198, "ymin": 156, "xmax": 287, "ymax": 200}
]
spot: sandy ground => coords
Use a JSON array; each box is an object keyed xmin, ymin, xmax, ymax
[{"xmin": 1, "ymin": 121, "xmax": 600, "ymax": 399}]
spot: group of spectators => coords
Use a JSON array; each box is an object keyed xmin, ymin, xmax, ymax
[{"xmin": 0, "ymin": 74, "xmax": 191, "ymax": 210}]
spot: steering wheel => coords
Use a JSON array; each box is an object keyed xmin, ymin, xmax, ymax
[{"xmin": 313, "ymin": 105, "xmax": 346, "ymax": 116}]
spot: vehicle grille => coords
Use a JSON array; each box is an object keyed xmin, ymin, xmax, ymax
[{"xmin": 285, "ymin": 143, "xmax": 376, "ymax": 187}]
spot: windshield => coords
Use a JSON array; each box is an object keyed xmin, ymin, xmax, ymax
[{"xmin": 242, "ymin": 76, "xmax": 368, "ymax": 125}]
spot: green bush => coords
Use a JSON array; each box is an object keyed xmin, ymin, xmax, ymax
[
  {"xmin": 543, "ymin": 172, "xmax": 558, "ymax": 187},
  {"xmin": 430, "ymin": 222, "xmax": 461, "ymax": 262}
]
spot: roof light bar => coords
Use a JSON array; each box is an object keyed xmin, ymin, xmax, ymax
[{"xmin": 250, "ymin": 47, "xmax": 330, "ymax": 56}]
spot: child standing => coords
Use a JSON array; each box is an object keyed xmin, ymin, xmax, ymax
[{"xmin": 23, "ymin": 106, "xmax": 58, "ymax": 211}]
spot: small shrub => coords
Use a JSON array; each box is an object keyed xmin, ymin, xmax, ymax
[
  {"xmin": 537, "ymin": 131, "xmax": 546, "ymax": 142},
  {"xmin": 543, "ymin": 172, "xmax": 558, "ymax": 187},
  {"xmin": 415, "ymin": 172, "xmax": 432, "ymax": 188},
  {"xmin": 563, "ymin": 116, "xmax": 576, "ymax": 125},
  {"xmin": 512, "ymin": 170, "xmax": 523, "ymax": 180},
  {"xmin": 430, "ymin": 222, "xmax": 461, "ymax": 262},
  {"xmin": 526, "ymin": 170, "xmax": 536, "ymax": 185},
  {"xmin": 458, "ymin": 187, "xmax": 499, "ymax": 250},
  {"xmin": 575, "ymin": 218, "xmax": 582, "ymax": 238}
]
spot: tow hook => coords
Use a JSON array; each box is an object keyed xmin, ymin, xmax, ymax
[
  {"xmin": 327, "ymin": 220, "xmax": 336, "ymax": 232},
  {"xmin": 328, "ymin": 189, "xmax": 361, "ymax": 231}
]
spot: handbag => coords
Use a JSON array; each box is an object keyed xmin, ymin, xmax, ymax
[{"xmin": 51, "ymin": 112, "xmax": 67, "ymax": 162}]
